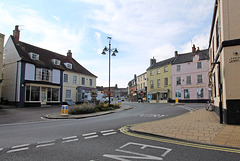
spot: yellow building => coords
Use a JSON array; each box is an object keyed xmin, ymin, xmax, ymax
[
  {"xmin": 209, "ymin": 0, "xmax": 240, "ymax": 124},
  {"xmin": 146, "ymin": 57, "xmax": 174, "ymax": 103},
  {"xmin": 0, "ymin": 33, "xmax": 4, "ymax": 100}
]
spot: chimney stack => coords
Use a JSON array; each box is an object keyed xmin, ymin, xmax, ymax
[
  {"xmin": 13, "ymin": 25, "xmax": 20, "ymax": 44},
  {"xmin": 192, "ymin": 44, "xmax": 196, "ymax": 53},
  {"xmin": 175, "ymin": 51, "xmax": 178, "ymax": 57},
  {"xmin": 150, "ymin": 57, "xmax": 156, "ymax": 66},
  {"xmin": 67, "ymin": 50, "xmax": 72, "ymax": 63}
]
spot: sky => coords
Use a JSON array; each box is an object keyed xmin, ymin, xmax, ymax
[{"xmin": 0, "ymin": 0, "xmax": 215, "ymax": 88}]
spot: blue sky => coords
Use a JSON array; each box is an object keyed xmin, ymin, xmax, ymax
[{"xmin": 0, "ymin": 0, "xmax": 214, "ymax": 88}]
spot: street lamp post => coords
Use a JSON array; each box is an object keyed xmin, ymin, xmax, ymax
[{"xmin": 101, "ymin": 37, "xmax": 118, "ymax": 106}]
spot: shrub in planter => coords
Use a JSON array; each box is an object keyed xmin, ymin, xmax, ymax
[{"xmin": 69, "ymin": 104, "xmax": 96, "ymax": 114}]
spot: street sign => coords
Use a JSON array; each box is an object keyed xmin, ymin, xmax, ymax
[{"xmin": 61, "ymin": 105, "xmax": 68, "ymax": 115}]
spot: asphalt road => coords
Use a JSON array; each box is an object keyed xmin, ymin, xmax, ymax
[{"xmin": 0, "ymin": 103, "xmax": 239, "ymax": 160}]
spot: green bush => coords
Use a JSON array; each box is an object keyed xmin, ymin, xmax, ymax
[{"xmin": 69, "ymin": 103, "xmax": 120, "ymax": 115}]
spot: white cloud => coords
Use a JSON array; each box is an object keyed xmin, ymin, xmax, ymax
[{"xmin": 51, "ymin": 15, "xmax": 60, "ymax": 22}]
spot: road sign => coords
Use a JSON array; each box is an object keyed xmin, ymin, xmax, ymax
[{"xmin": 61, "ymin": 105, "xmax": 68, "ymax": 115}]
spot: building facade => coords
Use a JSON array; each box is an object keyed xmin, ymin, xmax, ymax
[
  {"xmin": 136, "ymin": 72, "xmax": 147, "ymax": 102},
  {"xmin": 2, "ymin": 26, "xmax": 97, "ymax": 107},
  {"xmin": 209, "ymin": 0, "xmax": 240, "ymax": 124},
  {"xmin": 0, "ymin": 33, "xmax": 4, "ymax": 100},
  {"xmin": 172, "ymin": 46, "xmax": 210, "ymax": 103},
  {"xmin": 147, "ymin": 57, "xmax": 174, "ymax": 103},
  {"xmin": 128, "ymin": 78, "xmax": 137, "ymax": 102}
]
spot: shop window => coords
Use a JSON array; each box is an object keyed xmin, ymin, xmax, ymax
[
  {"xmin": 176, "ymin": 90, "xmax": 181, "ymax": 98},
  {"xmin": 197, "ymin": 88, "xmax": 204, "ymax": 98},
  {"xmin": 52, "ymin": 88, "xmax": 59, "ymax": 101},
  {"xmin": 184, "ymin": 89, "xmax": 190, "ymax": 98},
  {"xmin": 31, "ymin": 86, "xmax": 40, "ymax": 101},
  {"xmin": 26, "ymin": 86, "xmax": 30, "ymax": 101}
]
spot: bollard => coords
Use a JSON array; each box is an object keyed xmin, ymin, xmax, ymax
[
  {"xmin": 176, "ymin": 98, "xmax": 179, "ymax": 104},
  {"xmin": 61, "ymin": 105, "xmax": 68, "ymax": 115}
]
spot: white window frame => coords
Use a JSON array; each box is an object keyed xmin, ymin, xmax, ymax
[
  {"xmin": 176, "ymin": 65, "xmax": 181, "ymax": 72},
  {"xmin": 197, "ymin": 62, "xmax": 202, "ymax": 69},
  {"xmin": 65, "ymin": 89, "xmax": 72, "ymax": 99},
  {"xmin": 197, "ymin": 75, "xmax": 203, "ymax": 84},
  {"xmin": 82, "ymin": 77, "xmax": 86, "ymax": 85},
  {"xmin": 150, "ymin": 70, "xmax": 154, "ymax": 76},
  {"xmin": 150, "ymin": 80, "xmax": 154, "ymax": 89},
  {"xmin": 176, "ymin": 77, "xmax": 181, "ymax": 85},
  {"xmin": 186, "ymin": 76, "xmax": 191, "ymax": 85},
  {"xmin": 73, "ymin": 75, "xmax": 77, "ymax": 84},
  {"xmin": 89, "ymin": 79, "xmax": 93, "ymax": 86},
  {"xmin": 176, "ymin": 90, "xmax": 181, "ymax": 98},
  {"xmin": 157, "ymin": 69, "xmax": 160, "ymax": 74},
  {"xmin": 164, "ymin": 66, "xmax": 168, "ymax": 72},
  {"xmin": 64, "ymin": 73, "xmax": 69, "ymax": 83},
  {"xmin": 29, "ymin": 52, "xmax": 39, "ymax": 60},
  {"xmin": 157, "ymin": 79, "xmax": 160, "ymax": 88},
  {"xmin": 164, "ymin": 78, "xmax": 168, "ymax": 87}
]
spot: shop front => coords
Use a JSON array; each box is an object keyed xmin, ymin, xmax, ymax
[{"xmin": 25, "ymin": 83, "xmax": 61, "ymax": 107}]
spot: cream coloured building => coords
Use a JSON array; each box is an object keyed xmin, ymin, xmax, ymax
[{"xmin": 209, "ymin": 0, "xmax": 240, "ymax": 124}]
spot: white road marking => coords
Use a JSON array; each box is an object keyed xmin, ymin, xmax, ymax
[
  {"xmin": 82, "ymin": 132, "xmax": 97, "ymax": 137},
  {"xmin": 62, "ymin": 138, "xmax": 79, "ymax": 143},
  {"xmin": 12, "ymin": 144, "xmax": 29, "ymax": 149},
  {"xmin": 7, "ymin": 147, "xmax": 29, "ymax": 153},
  {"xmin": 0, "ymin": 148, "xmax": 3, "ymax": 151},
  {"xmin": 102, "ymin": 132, "xmax": 117, "ymax": 136},
  {"xmin": 84, "ymin": 135, "xmax": 98, "ymax": 139},
  {"xmin": 36, "ymin": 143, "xmax": 55, "ymax": 148},
  {"xmin": 101, "ymin": 129, "xmax": 115, "ymax": 133},
  {"xmin": 37, "ymin": 140, "xmax": 55, "ymax": 144},
  {"xmin": 62, "ymin": 136, "xmax": 77, "ymax": 140}
]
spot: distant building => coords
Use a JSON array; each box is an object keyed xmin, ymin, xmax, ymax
[
  {"xmin": 128, "ymin": 77, "xmax": 137, "ymax": 102},
  {"xmin": 171, "ymin": 46, "xmax": 210, "ymax": 103},
  {"xmin": 97, "ymin": 84, "xmax": 128, "ymax": 100},
  {"xmin": 0, "ymin": 33, "xmax": 4, "ymax": 100},
  {"xmin": 209, "ymin": 0, "xmax": 240, "ymax": 124},
  {"xmin": 2, "ymin": 25, "xmax": 97, "ymax": 107},
  {"xmin": 146, "ymin": 57, "xmax": 174, "ymax": 103},
  {"xmin": 136, "ymin": 72, "xmax": 147, "ymax": 102}
]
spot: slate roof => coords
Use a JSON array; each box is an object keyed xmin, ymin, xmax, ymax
[
  {"xmin": 11, "ymin": 36, "xmax": 97, "ymax": 78},
  {"xmin": 147, "ymin": 57, "xmax": 175, "ymax": 71},
  {"xmin": 172, "ymin": 49, "xmax": 209, "ymax": 65}
]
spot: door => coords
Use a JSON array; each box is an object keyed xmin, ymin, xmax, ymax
[{"xmin": 41, "ymin": 87, "xmax": 47, "ymax": 104}]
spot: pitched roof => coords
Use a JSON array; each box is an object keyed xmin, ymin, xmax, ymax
[
  {"xmin": 11, "ymin": 36, "xmax": 97, "ymax": 78},
  {"xmin": 171, "ymin": 49, "xmax": 209, "ymax": 65},
  {"xmin": 147, "ymin": 57, "xmax": 175, "ymax": 71}
]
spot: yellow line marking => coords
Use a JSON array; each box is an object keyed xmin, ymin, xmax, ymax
[{"xmin": 120, "ymin": 125, "xmax": 240, "ymax": 154}]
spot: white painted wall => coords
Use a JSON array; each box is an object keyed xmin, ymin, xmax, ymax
[
  {"xmin": 2, "ymin": 36, "xmax": 22, "ymax": 102},
  {"xmin": 25, "ymin": 63, "xmax": 35, "ymax": 80}
]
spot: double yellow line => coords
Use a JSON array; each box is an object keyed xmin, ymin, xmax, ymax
[{"xmin": 120, "ymin": 125, "xmax": 240, "ymax": 154}]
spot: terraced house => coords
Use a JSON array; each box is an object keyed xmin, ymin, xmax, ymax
[
  {"xmin": 2, "ymin": 26, "xmax": 97, "ymax": 107},
  {"xmin": 147, "ymin": 57, "xmax": 174, "ymax": 103},
  {"xmin": 171, "ymin": 46, "xmax": 210, "ymax": 103}
]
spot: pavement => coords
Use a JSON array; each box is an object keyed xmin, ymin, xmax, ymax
[{"xmin": 131, "ymin": 107, "xmax": 240, "ymax": 149}]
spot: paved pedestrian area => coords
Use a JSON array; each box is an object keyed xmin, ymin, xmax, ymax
[{"xmin": 131, "ymin": 108, "xmax": 240, "ymax": 148}]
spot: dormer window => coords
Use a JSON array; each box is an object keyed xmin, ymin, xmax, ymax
[
  {"xmin": 52, "ymin": 59, "xmax": 61, "ymax": 66},
  {"xmin": 64, "ymin": 62, "xmax": 72, "ymax": 69},
  {"xmin": 29, "ymin": 52, "xmax": 39, "ymax": 60}
]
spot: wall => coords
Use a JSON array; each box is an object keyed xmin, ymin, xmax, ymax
[
  {"xmin": 0, "ymin": 34, "xmax": 4, "ymax": 99},
  {"xmin": 2, "ymin": 37, "xmax": 21, "ymax": 102}
]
